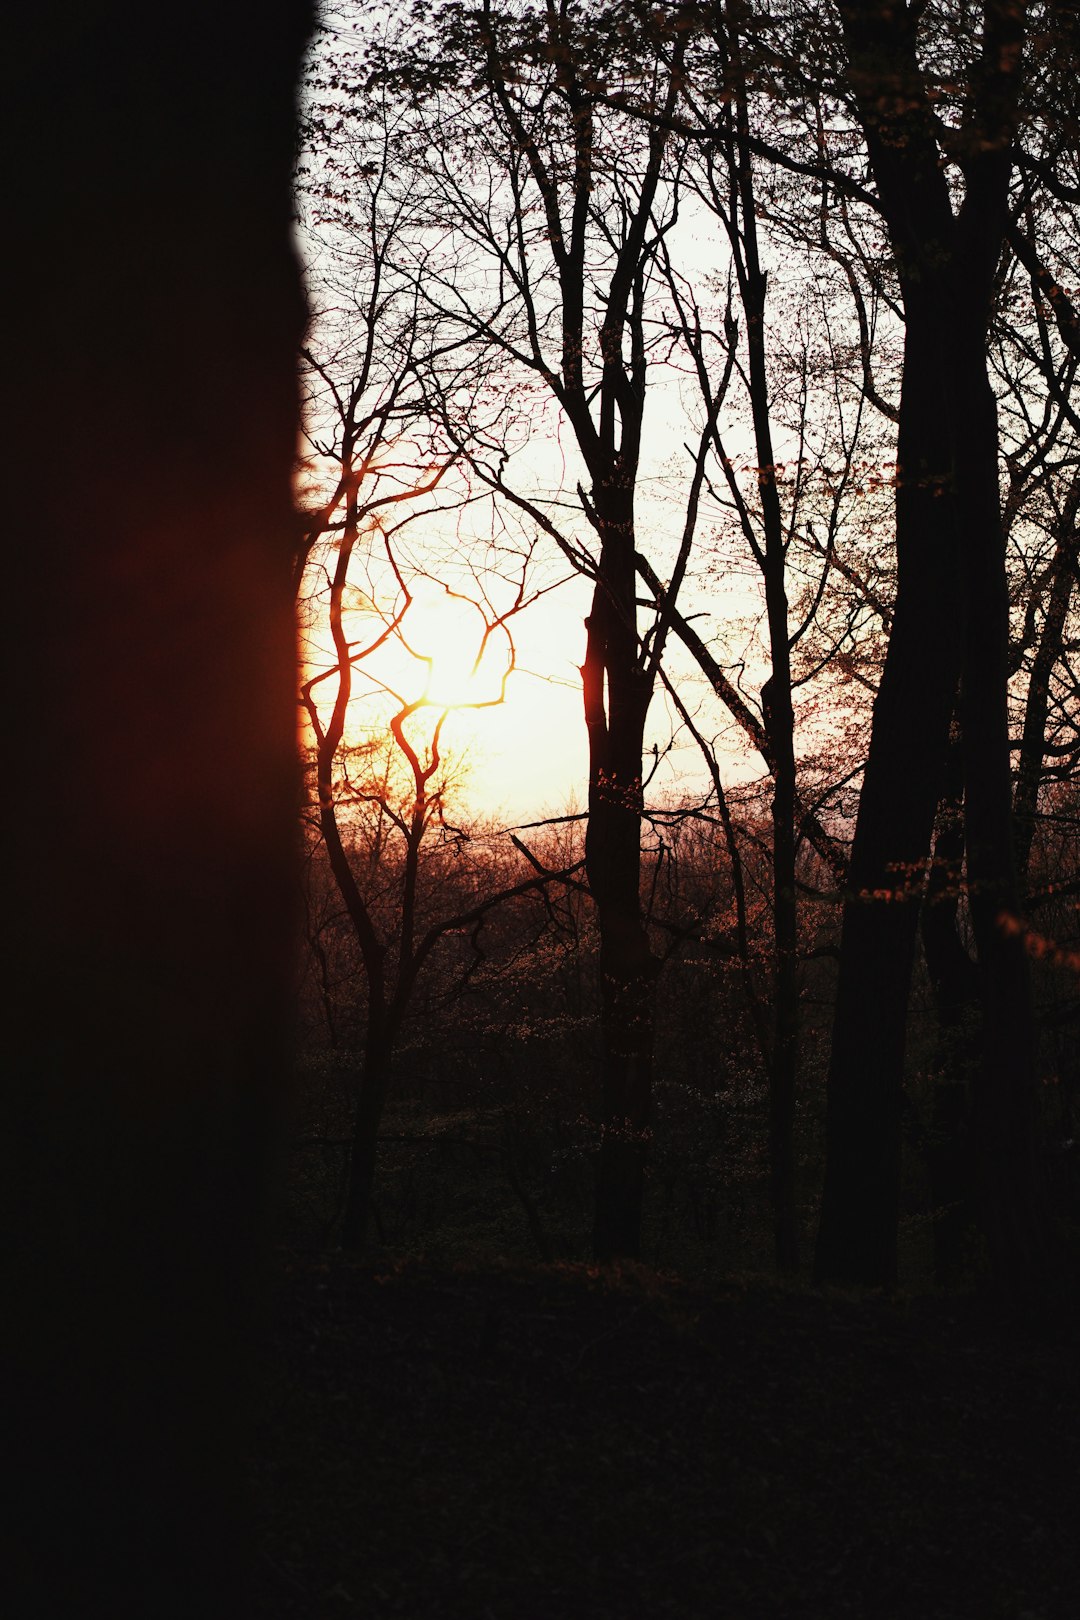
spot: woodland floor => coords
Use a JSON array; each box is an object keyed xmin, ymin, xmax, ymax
[{"xmin": 250, "ymin": 1251, "xmax": 1079, "ymax": 1620}]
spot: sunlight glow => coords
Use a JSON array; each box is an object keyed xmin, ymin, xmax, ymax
[{"xmin": 395, "ymin": 582, "xmax": 510, "ymax": 710}]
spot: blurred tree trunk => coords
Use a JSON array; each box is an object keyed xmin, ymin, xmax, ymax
[{"xmin": 5, "ymin": 5, "xmax": 309, "ymax": 1615}]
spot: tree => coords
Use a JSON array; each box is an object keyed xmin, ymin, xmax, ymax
[
  {"xmin": 300, "ymin": 517, "xmax": 578, "ymax": 1251},
  {"xmin": 295, "ymin": 123, "xmax": 581, "ymax": 1249},
  {"xmin": 347, "ymin": 0, "xmax": 709, "ymax": 1259},
  {"xmin": 814, "ymin": 0, "xmax": 1049, "ymax": 1294},
  {"xmin": 301, "ymin": 0, "xmax": 1080, "ymax": 1288},
  {"xmin": 314, "ymin": 0, "xmax": 894, "ymax": 1268},
  {"xmin": 610, "ymin": 0, "xmax": 1078, "ymax": 1288},
  {"xmin": 653, "ymin": 0, "xmax": 885, "ymax": 1270},
  {"xmin": 6, "ymin": 4, "xmax": 308, "ymax": 1614}
]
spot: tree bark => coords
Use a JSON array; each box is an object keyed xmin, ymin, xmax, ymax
[
  {"xmin": 816, "ymin": 309, "xmax": 963, "ymax": 1286},
  {"xmin": 5, "ymin": 6, "xmax": 309, "ymax": 1614},
  {"xmin": 958, "ymin": 328, "xmax": 1048, "ymax": 1297},
  {"xmin": 817, "ymin": 0, "xmax": 1038, "ymax": 1290}
]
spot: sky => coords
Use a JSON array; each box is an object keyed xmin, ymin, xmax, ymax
[
  {"xmin": 292, "ymin": 14, "xmax": 880, "ymax": 834},
  {"xmin": 295, "ymin": 413, "xmax": 788, "ymax": 830}
]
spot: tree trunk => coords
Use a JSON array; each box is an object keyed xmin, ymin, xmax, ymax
[
  {"xmin": 817, "ymin": 0, "xmax": 1042, "ymax": 1293},
  {"xmin": 1013, "ymin": 471, "xmax": 1080, "ymax": 883},
  {"xmin": 815, "ymin": 313, "xmax": 963, "ymax": 1287},
  {"xmin": 714, "ymin": 14, "xmax": 803, "ymax": 1269},
  {"xmin": 956, "ymin": 329, "xmax": 1049, "ymax": 1300},
  {"xmin": 766, "ymin": 663, "xmax": 801, "ymax": 1273},
  {"xmin": 585, "ymin": 484, "xmax": 658, "ymax": 1263},
  {"xmin": 921, "ymin": 733, "xmax": 979, "ymax": 1285},
  {"xmin": 6, "ymin": 5, "xmax": 309, "ymax": 1614},
  {"xmin": 341, "ymin": 1029, "xmax": 391, "ymax": 1253},
  {"xmin": 735, "ymin": 58, "xmax": 801, "ymax": 1271}
]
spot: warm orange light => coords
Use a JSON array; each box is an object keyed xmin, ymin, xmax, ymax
[{"xmin": 303, "ymin": 561, "xmax": 593, "ymax": 821}]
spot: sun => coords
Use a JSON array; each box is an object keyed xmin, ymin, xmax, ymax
[
  {"xmin": 312, "ymin": 564, "xmax": 592, "ymax": 820},
  {"xmin": 395, "ymin": 582, "xmax": 510, "ymax": 710}
]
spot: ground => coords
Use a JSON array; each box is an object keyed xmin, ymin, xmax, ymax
[{"xmin": 250, "ymin": 1253, "xmax": 1079, "ymax": 1619}]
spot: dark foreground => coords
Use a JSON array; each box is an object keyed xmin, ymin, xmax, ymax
[{"xmin": 251, "ymin": 1255, "xmax": 1079, "ymax": 1619}]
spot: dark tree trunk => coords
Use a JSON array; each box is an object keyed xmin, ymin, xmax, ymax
[
  {"xmin": 341, "ymin": 1027, "xmax": 391, "ymax": 1253},
  {"xmin": 711, "ymin": 6, "xmax": 803, "ymax": 1271},
  {"xmin": 957, "ymin": 326, "xmax": 1049, "ymax": 1299},
  {"xmin": 765, "ymin": 660, "xmax": 801, "ymax": 1274},
  {"xmin": 921, "ymin": 733, "xmax": 980, "ymax": 1285},
  {"xmin": 1013, "ymin": 471, "xmax": 1080, "ymax": 883},
  {"xmin": 752, "ymin": 352, "xmax": 800, "ymax": 1277},
  {"xmin": 817, "ymin": 0, "xmax": 1044, "ymax": 1294},
  {"xmin": 6, "ymin": 6, "xmax": 309, "ymax": 1615},
  {"xmin": 816, "ymin": 309, "xmax": 963, "ymax": 1286},
  {"xmin": 467, "ymin": 7, "xmax": 679, "ymax": 1265},
  {"xmin": 585, "ymin": 483, "xmax": 658, "ymax": 1263},
  {"xmin": 733, "ymin": 22, "xmax": 800, "ymax": 1270}
]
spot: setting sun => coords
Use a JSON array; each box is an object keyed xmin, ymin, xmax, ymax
[
  {"xmin": 392, "ymin": 581, "xmax": 511, "ymax": 711},
  {"xmin": 301, "ymin": 549, "xmax": 592, "ymax": 822},
  {"xmin": 380, "ymin": 575, "xmax": 592, "ymax": 818}
]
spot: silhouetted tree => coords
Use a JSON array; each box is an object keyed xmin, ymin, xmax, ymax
[
  {"xmin": 301, "ymin": 532, "xmax": 577, "ymax": 1251},
  {"xmin": 293, "ymin": 117, "xmax": 588, "ymax": 1250},
  {"xmin": 815, "ymin": 0, "xmax": 1048, "ymax": 1295},
  {"xmin": 341, "ymin": 0, "xmax": 707, "ymax": 1259}
]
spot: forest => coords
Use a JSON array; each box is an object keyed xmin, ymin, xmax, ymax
[
  {"xmin": 262, "ymin": 5, "xmax": 1080, "ymax": 1609},
  {"xmin": 8, "ymin": 3, "xmax": 1080, "ymax": 1618},
  {"xmin": 291, "ymin": 0, "xmax": 1080, "ymax": 1298}
]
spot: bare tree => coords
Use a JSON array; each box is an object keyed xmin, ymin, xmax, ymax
[
  {"xmin": 344, "ymin": 0, "xmax": 719, "ymax": 1258},
  {"xmin": 295, "ymin": 114, "xmax": 581, "ymax": 1247},
  {"xmin": 301, "ymin": 507, "xmax": 576, "ymax": 1250}
]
